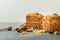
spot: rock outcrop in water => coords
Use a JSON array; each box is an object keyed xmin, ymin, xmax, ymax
[{"xmin": 16, "ymin": 12, "xmax": 60, "ymax": 33}]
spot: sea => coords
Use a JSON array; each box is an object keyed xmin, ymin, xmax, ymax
[{"xmin": 0, "ymin": 22, "xmax": 60, "ymax": 40}]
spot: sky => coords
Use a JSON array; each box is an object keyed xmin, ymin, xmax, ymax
[{"xmin": 0, "ymin": 0, "xmax": 60, "ymax": 22}]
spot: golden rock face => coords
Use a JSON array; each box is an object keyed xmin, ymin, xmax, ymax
[
  {"xmin": 26, "ymin": 13, "xmax": 60, "ymax": 32},
  {"xmin": 42, "ymin": 14, "xmax": 60, "ymax": 32},
  {"xmin": 26, "ymin": 12, "xmax": 43, "ymax": 29}
]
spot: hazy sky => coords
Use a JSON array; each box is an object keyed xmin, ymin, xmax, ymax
[{"xmin": 0, "ymin": 0, "xmax": 60, "ymax": 22}]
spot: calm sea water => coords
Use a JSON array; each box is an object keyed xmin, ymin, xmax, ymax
[{"xmin": 0, "ymin": 22, "xmax": 60, "ymax": 40}]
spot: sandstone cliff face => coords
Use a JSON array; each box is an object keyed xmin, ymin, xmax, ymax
[
  {"xmin": 26, "ymin": 13, "xmax": 60, "ymax": 32},
  {"xmin": 41, "ymin": 13, "xmax": 60, "ymax": 32},
  {"xmin": 26, "ymin": 12, "xmax": 43, "ymax": 29}
]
